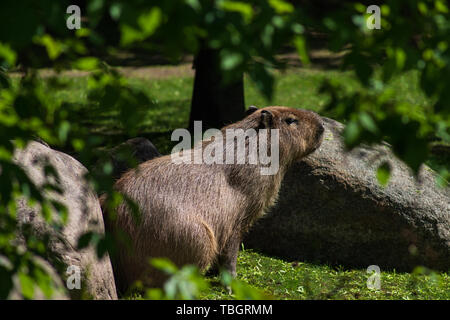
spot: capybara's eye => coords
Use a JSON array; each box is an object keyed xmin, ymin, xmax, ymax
[{"xmin": 285, "ymin": 118, "xmax": 298, "ymax": 125}]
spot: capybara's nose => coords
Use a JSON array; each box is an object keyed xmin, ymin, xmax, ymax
[
  {"xmin": 318, "ymin": 123, "xmax": 325, "ymax": 135},
  {"xmin": 314, "ymin": 122, "xmax": 325, "ymax": 145}
]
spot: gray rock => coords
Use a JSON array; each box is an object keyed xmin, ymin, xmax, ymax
[
  {"xmin": 245, "ymin": 117, "xmax": 450, "ymax": 271},
  {"xmin": 12, "ymin": 141, "xmax": 118, "ymax": 299},
  {"xmin": 94, "ymin": 137, "xmax": 161, "ymax": 180}
]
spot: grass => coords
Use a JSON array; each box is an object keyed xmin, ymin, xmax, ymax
[
  {"xmin": 23, "ymin": 65, "xmax": 449, "ymax": 300},
  {"xmin": 202, "ymin": 250, "xmax": 450, "ymax": 300},
  {"xmin": 44, "ymin": 68, "xmax": 431, "ymax": 128}
]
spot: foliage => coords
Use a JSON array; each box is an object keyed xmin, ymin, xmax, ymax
[
  {"xmin": 128, "ymin": 258, "xmax": 267, "ymax": 300},
  {"xmin": 0, "ymin": 70, "xmax": 75, "ymax": 298},
  {"xmin": 144, "ymin": 258, "xmax": 209, "ymax": 300},
  {"xmin": 107, "ymin": 0, "xmax": 304, "ymax": 99},
  {"xmin": 313, "ymin": 0, "xmax": 450, "ymax": 181}
]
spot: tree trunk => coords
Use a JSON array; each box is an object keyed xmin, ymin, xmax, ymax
[{"xmin": 189, "ymin": 48, "xmax": 245, "ymax": 132}]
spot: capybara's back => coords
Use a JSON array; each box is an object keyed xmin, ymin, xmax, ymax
[{"xmin": 106, "ymin": 106, "xmax": 324, "ymax": 293}]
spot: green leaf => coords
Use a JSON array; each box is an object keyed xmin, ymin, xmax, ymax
[
  {"xmin": 120, "ymin": 7, "xmax": 162, "ymax": 46},
  {"xmin": 19, "ymin": 272, "xmax": 35, "ymax": 299},
  {"xmin": 293, "ymin": 36, "xmax": 310, "ymax": 66},
  {"xmin": 418, "ymin": 2, "xmax": 428, "ymax": 15},
  {"xmin": 87, "ymin": 0, "xmax": 105, "ymax": 14},
  {"xmin": 436, "ymin": 169, "xmax": 449, "ymax": 188},
  {"xmin": 163, "ymin": 277, "xmax": 177, "ymax": 299},
  {"xmin": 220, "ymin": 270, "xmax": 233, "ymax": 286},
  {"xmin": 75, "ymin": 28, "xmax": 91, "ymax": 38},
  {"xmin": 41, "ymin": 203, "xmax": 52, "ymax": 222},
  {"xmin": 354, "ymin": 3, "xmax": 367, "ymax": 13},
  {"xmin": 58, "ymin": 121, "xmax": 70, "ymax": 142},
  {"xmin": 33, "ymin": 34, "xmax": 63, "ymax": 60},
  {"xmin": 109, "ymin": 3, "xmax": 123, "ymax": 21},
  {"xmin": 0, "ymin": 43, "xmax": 17, "ymax": 66},
  {"xmin": 268, "ymin": 0, "xmax": 294, "ymax": 14},
  {"xmin": 146, "ymin": 288, "xmax": 164, "ymax": 299},
  {"xmin": 219, "ymin": 1, "xmax": 253, "ymax": 22},
  {"xmin": 73, "ymin": 57, "xmax": 99, "ymax": 70},
  {"xmin": 376, "ymin": 162, "xmax": 391, "ymax": 187},
  {"xmin": 395, "ymin": 48, "xmax": 406, "ymax": 70},
  {"xmin": 151, "ymin": 257, "xmax": 178, "ymax": 275},
  {"xmin": 77, "ymin": 231, "xmax": 94, "ymax": 250},
  {"xmin": 186, "ymin": 0, "xmax": 201, "ymax": 11},
  {"xmin": 138, "ymin": 7, "xmax": 163, "ymax": 36},
  {"xmin": 120, "ymin": 25, "xmax": 142, "ymax": 46},
  {"xmin": 435, "ymin": 0, "xmax": 449, "ymax": 13},
  {"xmin": 220, "ymin": 50, "xmax": 243, "ymax": 70},
  {"xmin": 34, "ymin": 267, "xmax": 54, "ymax": 299},
  {"xmin": 96, "ymin": 237, "xmax": 109, "ymax": 259},
  {"xmin": 359, "ymin": 112, "xmax": 378, "ymax": 134},
  {"xmin": 343, "ymin": 121, "xmax": 361, "ymax": 148}
]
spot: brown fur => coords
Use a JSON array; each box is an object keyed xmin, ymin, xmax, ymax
[{"xmin": 102, "ymin": 106, "xmax": 324, "ymax": 293}]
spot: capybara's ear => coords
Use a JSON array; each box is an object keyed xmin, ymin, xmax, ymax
[
  {"xmin": 246, "ymin": 105, "xmax": 258, "ymax": 116},
  {"xmin": 260, "ymin": 109, "xmax": 273, "ymax": 128}
]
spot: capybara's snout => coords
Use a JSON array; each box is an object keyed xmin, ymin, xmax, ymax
[
  {"xmin": 314, "ymin": 120, "xmax": 325, "ymax": 148},
  {"xmin": 305, "ymin": 111, "xmax": 325, "ymax": 153}
]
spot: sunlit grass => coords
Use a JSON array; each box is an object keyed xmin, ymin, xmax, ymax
[{"xmin": 201, "ymin": 250, "xmax": 450, "ymax": 300}]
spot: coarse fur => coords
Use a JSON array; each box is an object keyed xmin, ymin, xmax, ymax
[{"xmin": 102, "ymin": 106, "xmax": 324, "ymax": 294}]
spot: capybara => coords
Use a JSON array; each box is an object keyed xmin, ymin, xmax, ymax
[{"xmin": 102, "ymin": 106, "xmax": 324, "ymax": 293}]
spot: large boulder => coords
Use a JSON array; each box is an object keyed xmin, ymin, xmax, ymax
[
  {"xmin": 93, "ymin": 137, "xmax": 161, "ymax": 181},
  {"xmin": 12, "ymin": 141, "xmax": 118, "ymax": 299},
  {"xmin": 245, "ymin": 117, "xmax": 450, "ymax": 271}
]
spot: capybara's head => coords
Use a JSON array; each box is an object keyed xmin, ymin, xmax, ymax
[{"xmin": 245, "ymin": 106, "xmax": 324, "ymax": 162}]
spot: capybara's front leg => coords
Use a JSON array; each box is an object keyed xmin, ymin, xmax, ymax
[{"xmin": 218, "ymin": 233, "xmax": 242, "ymax": 277}]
